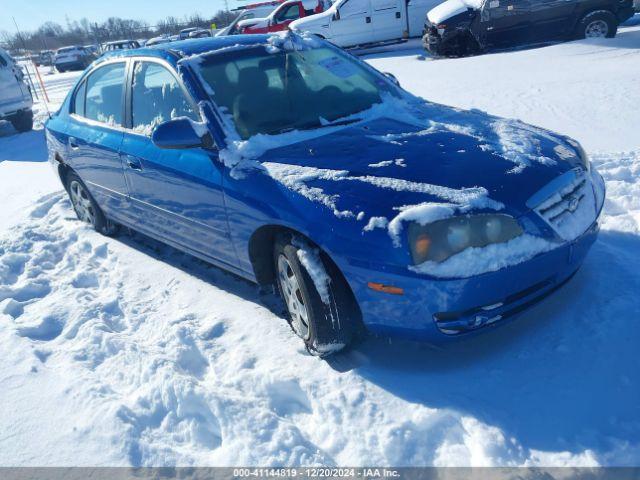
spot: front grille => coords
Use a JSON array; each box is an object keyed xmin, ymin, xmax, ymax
[{"xmin": 530, "ymin": 168, "xmax": 596, "ymax": 241}]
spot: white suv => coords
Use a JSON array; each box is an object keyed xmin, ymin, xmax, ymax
[{"xmin": 0, "ymin": 48, "xmax": 33, "ymax": 133}]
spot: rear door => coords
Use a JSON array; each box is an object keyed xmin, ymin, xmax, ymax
[
  {"xmin": 529, "ymin": 0, "xmax": 577, "ymax": 41},
  {"xmin": 370, "ymin": 0, "xmax": 406, "ymax": 42},
  {"xmin": 331, "ymin": 0, "xmax": 375, "ymax": 46},
  {"xmin": 0, "ymin": 52, "xmax": 25, "ymax": 114},
  {"xmin": 66, "ymin": 61, "xmax": 129, "ymax": 215},
  {"xmin": 481, "ymin": 0, "xmax": 533, "ymax": 47},
  {"xmin": 119, "ymin": 59, "xmax": 236, "ymax": 268}
]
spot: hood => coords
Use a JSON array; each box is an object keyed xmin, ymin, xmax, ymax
[
  {"xmin": 427, "ymin": 0, "xmax": 480, "ymax": 24},
  {"xmin": 238, "ymin": 17, "xmax": 269, "ymax": 29},
  {"xmin": 291, "ymin": 9, "xmax": 333, "ymax": 29},
  {"xmin": 258, "ymin": 110, "xmax": 584, "ymax": 224}
]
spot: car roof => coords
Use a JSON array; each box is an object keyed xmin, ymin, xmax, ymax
[{"xmin": 99, "ymin": 35, "xmax": 273, "ymax": 62}]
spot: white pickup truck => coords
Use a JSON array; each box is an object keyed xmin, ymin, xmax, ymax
[
  {"xmin": 0, "ymin": 48, "xmax": 33, "ymax": 133},
  {"xmin": 290, "ymin": 0, "xmax": 442, "ymax": 47}
]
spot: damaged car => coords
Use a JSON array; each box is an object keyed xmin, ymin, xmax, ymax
[
  {"xmin": 423, "ymin": 0, "xmax": 636, "ymax": 57},
  {"xmin": 45, "ymin": 33, "xmax": 604, "ymax": 356}
]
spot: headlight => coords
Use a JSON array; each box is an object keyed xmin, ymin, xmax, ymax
[{"xmin": 408, "ymin": 214, "xmax": 523, "ymax": 265}]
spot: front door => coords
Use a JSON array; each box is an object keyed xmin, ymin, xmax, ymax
[
  {"xmin": 370, "ymin": 0, "xmax": 405, "ymax": 42},
  {"xmin": 481, "ymin": 0, "xmax": 533, "ymax": 48},
  {"xmin": 332, "ymin": 0, "xmax": 375, "ymax": 47},
  {"xmin": 529, "ymin": 0, "xmax": 577, "ymax": 42},
  {"xmin": 119, "ymin": 60, "xmax": 236, "ymax": 269}
]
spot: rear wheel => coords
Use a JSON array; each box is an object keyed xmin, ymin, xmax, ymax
[
  {"xmin": 576, "ymin": 10, "xmax": 617, "ymax": 39},
  {"xmin": 66, "ymin": 172, "xmax": 118, "ymax": 236},
  {"xmin": 273, "ymin": 234, "xmax": 359, "ymax": 357},
  {"xmin": 10, "ymin": 110, "xmax": 33, "ymax": 133}
]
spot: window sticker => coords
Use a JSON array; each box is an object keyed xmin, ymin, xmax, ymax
[{"xmin": 318, "ymin": 56, "xmax": 358, "ymax": 78}]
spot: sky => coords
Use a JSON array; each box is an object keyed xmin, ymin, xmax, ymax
[{"xmin": 0, "ymin": 0, "xmax": 238, "ymax": 33}]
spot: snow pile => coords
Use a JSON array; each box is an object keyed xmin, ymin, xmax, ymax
[
  {"xmin": 368, "ymin": 159, "xmax": 406, "ymax": 168},
  {"xmin": 387, "ymin": 202, "xmax": 456, "ymax": 246},
  {"xmin": 263, "ymin": 162, "xmax": 503, "ymax": 224},
  {"xmin": 490, "ymin": 120, "xmax": 557, "ymax": 173},
  {"xmin": 293, "ymin": 238, "xmax": 332, "ymax": 304}
]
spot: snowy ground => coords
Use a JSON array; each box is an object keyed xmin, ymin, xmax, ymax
[{"xmin": 0, "ymin": 27, "xmax": 639, "ymax": 467}]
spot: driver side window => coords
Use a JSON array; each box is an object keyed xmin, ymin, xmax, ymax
[
  {"xmin": 276, "ymin": 4, "xmax": 302, "ymax": 22},
  {"xmin": 131, "ymin": 62, "xmax": 197, "ymax": 136}
]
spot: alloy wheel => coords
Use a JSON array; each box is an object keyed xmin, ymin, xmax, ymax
[
  {"xmin": 585, "ymin": 20, "xmax": 609, "ymax": 38},
  {"xmin": 69, "ymin": 180, "xmax": 96, "ymax": 226},
  {"xmin": 277, "ymin": 254, "xmax": 311, "ymax": 340}
]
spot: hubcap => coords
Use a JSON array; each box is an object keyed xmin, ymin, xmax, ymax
[
  {"xmin": 277, "ymin": 254, "xmax": 310, "ymax": 340},
  {"xmin": 69, "ymin": 180, "xmax": 96, "ymax": 226},
  {"xmin": 585, "ymin": 20, "xmax": 608, "ymax": 38}
]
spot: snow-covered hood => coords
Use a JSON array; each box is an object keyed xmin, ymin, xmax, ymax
[
  {"xmin": 258, "ymin": 112, "xmax": 585, "ymax": 222},
  {"xmin": 290, "ymin": 9, "xmax": 333, "ymax": 30},
  {"xmin": 427, "ymin": 0, "xmax": 480, "ymax": 24}
]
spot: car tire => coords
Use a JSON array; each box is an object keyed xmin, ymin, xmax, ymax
[
  {"xmin": 10, "ymin": 110, "xmax": 33, "ymax": 133},
  {"xmin": 273, "ymin": 234, "xmax": 359, "ymax": 357},
  {"xmin": 576, "ymin": 10, "xmax": 618, "ymax": 39},
  {"xmin": 65, "ymin": 172, "xmax": 119, "ymax": 236}
]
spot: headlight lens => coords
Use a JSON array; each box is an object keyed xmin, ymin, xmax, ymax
[{"xmin": 408, "ymin": 214, "xmax": 523, "ymax": 265}]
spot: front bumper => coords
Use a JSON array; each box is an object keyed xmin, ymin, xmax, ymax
[{"xmin": 344, "ymin": 217, "xmax": 600, "ymax": 342}]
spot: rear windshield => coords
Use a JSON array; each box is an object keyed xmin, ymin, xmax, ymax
[{"xmin": 194, "ymin": 45, "xmax": 397, "ymax": 139}]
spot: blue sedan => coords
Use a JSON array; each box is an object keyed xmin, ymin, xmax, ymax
[{"xmin": 45, "ymin": 33, "xmax": 605, "ymax": 356}]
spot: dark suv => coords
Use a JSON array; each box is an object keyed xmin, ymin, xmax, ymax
[{"xmin": 423, "ymin": 0, "xmax": 635, "ymax": 56}]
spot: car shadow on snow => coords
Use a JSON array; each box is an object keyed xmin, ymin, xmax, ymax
[
  {"xmin": 0, "ymin": 127, "xmax": 48, "ymax": 163},
  {"xmin": 335, "ymin": 229, "xmax": 640, "ymax": 459}
]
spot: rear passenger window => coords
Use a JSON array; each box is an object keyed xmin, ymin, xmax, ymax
[
  {"xmin": 84, "ymin": 62, "xmax": 126, "ymax": 126},
  {"xmin": 73, "ymin": 81, "xmax": 87, "ymax": 117},
  {"xmin": 131, "ymin": 62, "xmax": 197, "ymax": 136}
]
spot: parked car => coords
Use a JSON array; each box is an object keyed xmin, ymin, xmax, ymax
[
  {"xmin": 145, "ymin": 35, "xmax": 173, "ymax": 46},
  {"xmin": 217, "ymin": 2, "xmax": 284, "ymax": 35},
  {"xmin": 188, "ymin": 29, "xmax": 213, "ymax": 38},
  {"xmin": 290, "ymin": 0, "xmax": 441, "ymax": 47},
  {"xmin": 238, "ymin": 0, "xmax": 327, "ymax": 34},
  {"xmin": 45, "ymin": 33, "xmax": 604, "ymax": 356},
  {"xmin": 54, "ymin": 46, "xmax": 94, "ymax": 72},
  {"xmin": 423, "ymin": 0, "xmax": 636, "ymax": 56},
  {"xmin": 179, "ymin": 28, "xmax": 200, "ymax": 40},
  {"xmin": 36, "ymin": 50, "xmax": 54, "ymax": 66},
  {"xmin": 101, "ymin": 40, "xmax": 141, "ymax": 54},
  {"xmin": 0, "ymin": 47, "xmax": 33, "ymax": 132}
]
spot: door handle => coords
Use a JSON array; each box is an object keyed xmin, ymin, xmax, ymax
[
  {"xmin": 125, "ymin": 155, "xmax": 142, "ymax": 171},
  {"xmin": 366, "ymin": 16, "xmax": 371, "ymax": 23},
  {"xmin": 69, "ymin": 137, "xmax": 79, "ymax": 150},
  {"xmin": 395, "ymin": 11, "xmax": 401, "ymax": 19}
]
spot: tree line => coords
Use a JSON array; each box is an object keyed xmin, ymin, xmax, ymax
[{"xmin": 1, "ymin": 12, "xmax": 238, "ymax": 53}]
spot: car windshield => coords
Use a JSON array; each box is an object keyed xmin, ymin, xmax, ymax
[
  {"xmin": 194, "ymin": 45, "xmax": 398, "ymax": 139},
  {"xmin": 58, "ymin": 47, "xmax": 79, "ymax": 54}
]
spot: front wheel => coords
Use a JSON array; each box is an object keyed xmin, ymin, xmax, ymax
[
  {"xmin": 274, "ymin": 234, "xmax": 359, "ymax": 357},
  {"xmin": 576, "ymin": 10, "xmax": 618, "ymax": 39},
  {"xmin": 66, "ymin": 172, "xmax": 118, "ymax": 236}
]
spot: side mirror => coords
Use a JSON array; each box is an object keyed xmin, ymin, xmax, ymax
[
  {"xmin": 333, "ymin": 10, "xmax": 340, "ymax": 20},
  {"xmin": 383, "ymin": 72, "xmax": 400, "ymax": 87},
  {"xmin": 151, "ymin": 118, "xmax": 213, "ymax": 150}
]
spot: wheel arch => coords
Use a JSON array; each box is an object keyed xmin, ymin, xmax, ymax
[{"xmin": 248, "ymin": 223, "xmax": 363, "ymax": 323}]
